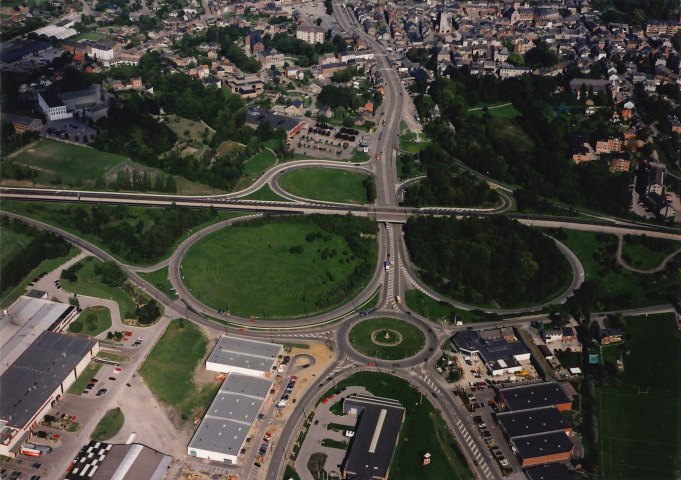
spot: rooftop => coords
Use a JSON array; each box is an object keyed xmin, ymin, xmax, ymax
[
  {"xmin": 496, "ymin": 406, "xmax": 571, "ymax": 438},
  {"xmin": 0, "ymin": 332, "xmax": 96, "ymax": 428},
  {"xmin": 342, "ymin": 395, "xmax": 405, "ymax": 479},
  {"xmin": 188, "ymin": 374, "xmax": 272, "ymax": 458},
  {"xmin": 452, "ymin": 329, "xmax": 529, "ymax": 366},
  {"xmin": 499, "ymin": 382, "xmax": 572, "ymax": 411},
  {"xmin": 1, "ymin": 297, "xmax": 76, "ymax": 375},
  {"xmin": 66, "ymin": 441, "xmax": 173, "ymax": 480},
  {"xmin": 206, "ymin": 336, "xmax": 281, "ymax": 374},
  {"xmin": 524, "ymin": 463, "xmax": 574, "ymax": 480},
  {"xmin": 245, "ymin": 108, "xmax": 305, "ymax": 135},
  {"xmin": 511, "ymin": 431, "xmax": 574, "ymax": 460}
]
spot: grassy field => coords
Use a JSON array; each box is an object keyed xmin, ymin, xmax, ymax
[
  {"xmin": 244, "ymin": 149, "xmax": 277, "ymax": 175},
  {"xmin": 139, "ymin": 267, "xmax": 178, "ymax": 300},
  {"xmin": 404, "ymin": 290, "xmax": 497, "ymax": 324},
  {"xmin": 0, "ymin": 247, "xmax": 79, "ymax": 308},
  {"xmin": 91, "ymin": 407, "xmax": 124, "ymax": 441},
  {"xmin": 72, "ymin": 31, "xmax": 112, "ymax": 41},
  {"xmin": 278, "ymin": 168, "xmax": 372, "ymax": 204},
  {"xmin": 240, "ymin": 184, "xmax": 291, "ymax": 202},
  {"xmin": 597, "ymin": 314, "xmax": 680, "ymax": 480},
  {"xmin": 398, "ymin": 132, "xmax": 431, "ymax": 154},
  {"xmin": 163, "ymin": 116, "xmax": 212, "ymax": 143},
  {"xmin": 182, "ymin": 219, "xmax": 375, "ymax": 318},
  {"xmin": 10, "ymin": 139, "xmax": 128, "ymax": 185},
  {"xmin": 331, "ymin": 372, "xmax": 472, "ymax": 480},
  {"xmin": 621, "ymin": 236, "xmax": 680, "ymax": 270},
  {"xmin": 0, "ymin": 227, "xmax": 32, "ymax": 269},
  {"xmin": 349, "ymin": 149, "xmax": 370, "ymax": 163},
  {"xmin": 68, "ymin": 306, "xmax": 112, "ymax": 337},
  {"xmin": 468, "ymin": 102, "xmax": 521, "ymax": 119},
  {"xmin": 67, "ymin": 362, "xmax": 102, "ymax": 395},
  {"xmin": 138, "ymin": 319, "xmax": 221, "ymax": 423},
  {"xmin": 349, "ymin": 318, "xmax": 425, "ymax": 360},
  {"xmin": 552, "ymin": 230, "xmax": 680, "ymax": 310},
  {"xmin": 61, "ymin": 257, "xmax": 138, "ymax": 319}
]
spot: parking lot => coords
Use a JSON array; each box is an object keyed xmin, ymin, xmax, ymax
[
  {"xmin": 294, "ymin": 122, "xmax": 365, "ymax": 160},
  {"xmin": 41, "ymin": 118, "xmax": 98, "ymax": 146}
]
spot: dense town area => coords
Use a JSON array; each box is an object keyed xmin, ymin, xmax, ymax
[{"xmin": 1, "ymin": 0, "xmax": 680, "ymax": 480}]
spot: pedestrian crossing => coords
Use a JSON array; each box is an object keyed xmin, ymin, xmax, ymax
[
  {"xmin": 286, "ymin": 331, "xmax": 333, "ymax": 339},
  {"xmin": 421, "ymin": 375, "xmax": 442, "ymax": 395},
  {"xmin": 455, "ymin": 419, "xmax": 493, "ymax": 479}
]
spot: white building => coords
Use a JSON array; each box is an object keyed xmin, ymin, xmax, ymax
[
  {"xmin": 0, "ymin": 332, "xmax": 99, "ymax": 456},
  {"xmin": 206, "ymin": 336, "xmax": 281, "ymax": 377},
  {"xmin": 296, "ymin": 24, "xmax": 325, "ymax": 44},
  {"xmin": 90, "ymin": 43, "xmax": 114, "ymax": 60},
  {"xmin": 187, "ymin": 374, "xmax": 272, "ymax": 464},
  {"xmin": 37, "ymin": 92, "xmax": 71, "ymax": 121}
]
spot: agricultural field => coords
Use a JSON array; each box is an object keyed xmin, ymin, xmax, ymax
[
  {"xmin": 181, "ymin": 216, "xmax": 376, "ymax": 318},
  {"xmin": 597, "ymin": 314, "xmax": 680, "ymax": 480},
  {"xmin": 278, "ymin": 168, "xmax": 372, "ymax": 204}
]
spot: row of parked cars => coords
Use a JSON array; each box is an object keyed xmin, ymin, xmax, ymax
[{"xmin": 276, "ymin": 375, "xmax": 297, "ymax": 409}]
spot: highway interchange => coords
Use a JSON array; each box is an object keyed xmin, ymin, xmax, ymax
[{"xmin": 2, "ymin": 3, "xmax": 680, "ymax": 479}]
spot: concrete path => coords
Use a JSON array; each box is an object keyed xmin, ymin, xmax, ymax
[{"xmin": 615, "ymin": 234, "xmax": 681, "ymax": 274}]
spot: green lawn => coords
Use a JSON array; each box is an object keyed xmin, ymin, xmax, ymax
[
  {"xmin": 10, "ymin": 139, "xmax": 128, "ymax": 185},
  {"xmin": 0, "ymin": 227, "xmax": 33, "ymax": 269},
  {"xmin": 71, "ymin": 31, "xmax": 112, "ymax": 41},
  {"xmin": 68, "ymin": 306, "xmax": 112, "ymax": 337},
  {"xmin": 244, "ymin": 149, "xmax": 277, "ymax": 175},
  {"xmin": 138, "ymin": 319, "xmax": 220, "ymax": 423},
  {"xmin": 399, "ymin": 132, "xmax": 431, "ymax": 154},
  {"xmin": 67, "ymin": 362, "xmax": 102, "ymax": 395},
  {"xmin": 349, "ymin": 149, "xmax": 370, "ymax": 163},
  {"xmin": 163, "ymin": 115, "xmax": 213, "ymax": 143},
  {"xmin": 597, "ymin": 314, "xmax": 680, "ymax": 480},
  {"xmin": 278, "ymin": 168, "xmax": 372, "ymax": 204},
  {"xmin": 139, "ymin": 267, "xmax": 178, "ymax": 300},
  {"xmin": 330, "ymin": 372, "xmax": 472, "ymax": 480},
  {"xmin": 91, "ymin": 407, "xmax": 124, "ymax": 441},
  {"xmin": 96, "ymin": 351, "xmax": 130, "ymax": 363},
  {"xmin": 320, "ymin": 438, "xmax": 348, "ymax": 449},
  {"xmin": 241, "ymin": 184, "xmax": 292, "ymax": 202},
  {"xmin": 61, "ymin": 257, "xmax": 138, "ymax": 319},
  {"xmin": 553, "ymin": 230, "xmax": 680, "ymax": 310},
  {"xmin": 468, "ymin": 103, "xmax": 521, "ymax": 119},
  {"xmin": 181, "ymin": 218, "xmax": 375, "ymax": 318},
  {"xmin": 1, "ymin": 247, "xmax": 79, "ymax": 308},
  {"xmin": 621, "ymin": 236, "xmax": 680, "ymax": 270},
  {"xmin": 404, "ymin": 291, "xmax": 495, "ymax": 324},
  {"xmin": 349, "ymin": 318, "xmax": 425, "ymax": 360}
]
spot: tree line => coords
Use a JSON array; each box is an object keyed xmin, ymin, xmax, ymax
[{"xmin": 404, "ymin": 216, "xmax": 571, "ymax": 307}]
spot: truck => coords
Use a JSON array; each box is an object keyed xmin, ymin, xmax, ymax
[
  {"xmin": 24, "ymin": 443, "xmax": 52, "ymax": 454},
  {"xmin": 395, "ymin": 295, "xmax": 401, "ymax": 304},
  {"xmin": 19, "ymin": 446, "xmax": 41, "ymax": 457}
]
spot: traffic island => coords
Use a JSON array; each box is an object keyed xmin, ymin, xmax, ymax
[{"xmin": 348, "ymin": 318, "xmax": 425, "ymax": 360}]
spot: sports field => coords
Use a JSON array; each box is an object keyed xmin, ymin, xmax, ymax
[
  {"xmin": 278, "ymin": 168, "xmax": 372, "ymax": 204},
  {"xmin": 181, "ymin": 218, "xmax": 375, "ymax": 318},
  {"xmin": 597, "ymin": 314, "xmax": 680, "ymax": 480}
]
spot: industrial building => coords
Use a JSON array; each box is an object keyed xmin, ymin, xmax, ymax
[
  {"xmin": 496, "ymin": 406, "xmax": 572, "ymax": 439},
  {"xmin": 452, "ymin": 328, "xmax": 531, "ymax": 376},
  {"xmin": 205, "ymin": 336, "xmax": 282, "ymax": 378},
  {"xmin": 1, "ymin": 294, "xmax": 79, "ymax": 375},
  {"xmin": 510, "ymin": 431, "xmax": 574, "ymax": 466},
  {"xmin": 524, "ymin": 463, "xmax": 574, "ymax": 480},
  {"xmin": 188, "ymin": 374, "xmax": 272, "ymax": 463},
  {"xmin": 66, "ymin": 441, "xmax": 173, "ymax": 480},
  {"xmin": 0, "ymin": 332, "xmax": 99, "ymax": 456},
  {"xmin": 341, "ymin": 395, "xmax": 405, "ymax": 480},
  {"xmin": 498, "ymin": 382, "xmax": 573, "ymax": 411},
  {"xmin": 245, "ymin": 108, "xmax": 306, "ymax": 137}
]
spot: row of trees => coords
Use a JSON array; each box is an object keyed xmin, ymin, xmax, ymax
[
  {"xmin": 404, "ymin": 216, "xmax": 571, "ymax": 307},
  {"xmin": 0, "ymin": 217, "xmax": 72, "ymax": 294}
]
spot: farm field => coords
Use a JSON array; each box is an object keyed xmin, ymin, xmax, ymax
[
  {"xmin": 181, "ymin": 217, "xmax": 376, "ymax": 318},
  {"xmin": 596, "ymin": 314, "xmax": 680, "ymax": 480},
  {"xmin": 278, "ymin": 168, "xmax": 372, "ymax": 204}
]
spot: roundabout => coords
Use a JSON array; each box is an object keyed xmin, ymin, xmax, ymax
[{"xmin": 348, "ymin": 317, "xmax": 426, "ymax": 360}]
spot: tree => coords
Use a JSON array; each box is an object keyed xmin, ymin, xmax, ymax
[
  {"xmin": 508, "ymin": 52, "xmax": 524, "ymax": 66},
  {"xmin": 524, "ymin": 41, "xmax": 559, "ymax": 68},
  {"xmin": 136, "ymin": 300, "xmax": 160, "ymax": 325},
  {"xmin": 94, "ymin": 261, "xmax": 127, "ymax": 287}
]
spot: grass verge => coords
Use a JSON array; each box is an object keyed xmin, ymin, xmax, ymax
[
  {"xmin": 139, "ymin": 267, "xmax": 178, "ymax": 300},
  {"xmin": 67, "ymin": 362, "xmax": 102, "ymax": 395},
  {"xmin": 320, "ymin": 438, "xmax": 348, "ymax": 449},
  {"xmin": 241, "ymin": 184, "xmax": 292, "ymax": 202},
  {"xmin": 348, "ymin": 318, "xmax": 425, "ymax": 360},
  {"xmin": 91, "ymin": 407, "xmax": 124, "ymax": 441},
  {"xmin": 138, "ymin": 319, "xmax": 220, "ymax": 424},
  {"xmin": 278, "ymin": 168, "xmax": 372, "ymax": 204},
  {"xmin": 245, "ymin": 149, "xmax": 277, "ymax": 175}
]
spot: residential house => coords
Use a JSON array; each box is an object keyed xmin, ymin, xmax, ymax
[{"xmin": 598, "ymin": 328, "xmax": 623, "ymax": 345}]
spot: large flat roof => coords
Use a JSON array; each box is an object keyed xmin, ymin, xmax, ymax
[
  {"xmin": 0, "ymin": 331, "xmax": 96, "ymax": 428},
  {"xmin": 206, "ymin": 336, "xmax": 281, "ymax": 374},
  {"xmin": 499, "ymin": 383, "xmax": 572, "ymax": 411},
  {"xmin": 496, "ymin": 406, "xmax": 570, "ymax": 438},
  {"xmin": 511, "ymin": 431, "xmax": 573, "ymax": 460},
  {"xmin": 188, "ymin": 374, "xmax": 272, "ymax": 458},
  {"xmin": 342, "ymin": 395, "xmax": 405, "ymax": 479},
  {"xmin": 66, "ymin": 441, "xmax": 173, "ymax": 480},
  {"xmin": 0, "ymin": 296, "xmax": 76, "ymax": 375},
  {"xmin": 524, "ymin": 463, "xmax": 574, "ymax": 480},
  {"xmin": 452, "ymin": 329, "xmax": 529, "ymax": 365}
]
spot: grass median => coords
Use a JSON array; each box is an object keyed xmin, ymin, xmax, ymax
[{"xmin": 91, "ymin": 407, "xmax": 124, "ymax": 441}]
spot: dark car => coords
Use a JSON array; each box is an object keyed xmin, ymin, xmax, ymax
[
  {"xmin": 108, "ymin": 377, "xmax": 116, "ymax": 381},
  {"xmin": 314, "ymin": 420, "xmax": 319, "ymax": 425},
  {"xmin": 253, "ymin": 462, "xmax": 261, "ymax": 468}
]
